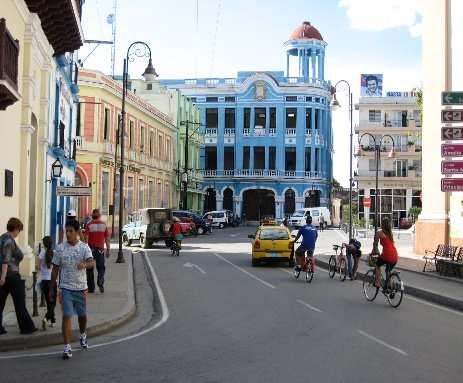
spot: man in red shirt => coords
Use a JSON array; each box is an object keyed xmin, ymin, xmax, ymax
[
  {"xmin": 169, "ymin": 217, "xmax": 183, "ymax": 248},
  {"xmin": 84, "ymin": 209, "xmax": 110, "ymax": 293}
]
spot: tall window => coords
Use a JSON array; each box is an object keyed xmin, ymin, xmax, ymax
[
  {"xmin": 243, "ymin": 146, "xmax": 250, "ymax": 169},
  {"xmin": 224, "ymin": 147, "xmax": 234, "ymax": 170},
  {"xmin": 148, "ymin": 180, "xmax": 154, "ymax": 207},
  {"xmin": 104, "ymin": 108, "xmax": 110, "ymax": 141},
  {"xmin": 166, "ymin": 138, "xmax": 171, "ymax": 162},
  {"xmin": 255, "ymin": 108, "xmax": 266, "ymax": 128},
  {"xmin": 306, "ymin": 108, "xmax": 312, "ymax": 130},
  {"xmin": 254, "ymin": 146, "xmax": 265, "ymax": 169},
  {"xmin": 395, "ymin": 160, "xmax": 408, "ymax": 177},
  {"xmin": 101, "ymin": 172, "xmax": 109, "ymax": 214},
  {"xmin": 268, "ymin": 146, "xmax": 276, "ymax": 170},
  {"xmin": 286, "ymin": 108, "xmax": 297, "ymax": 129},
  {"xmin": 315, "ymin": 148, "xmax": 319, "ymax": 171},
  {"xmin": 149, "ymin": 131, "xmax": 154, "ymax": 156},
  {"xmin": 285, "ymin": 147, "xmax": 296, "ymax": 171},
  {"xmin": 225, "ymin": 108, "xmax": 235, "ymax": 130},
  {"xmin": 305, "ymin": 147, "xmax": 311, "ymax": 171},
  {"xmin": 244, "ymin": 108, "xmax": 251, "ymax": 130},
  {"xmin": 158, "ymin": 133, "xmax": 163, "ymax": 158},
  {"xmin": 140, "ymin": 126, "xmax": 145, "ymax": 152},
  {"xmin": 129, "ymin": 121, "xmax": 134, "ymax": 148},
  {"xmin": 59, "ymin": 122, "xmax": 65, "ymax": 149},
  {"xmin": 206, "ymin": 108, "xmax": 218, "ymax": 129},
  {"xmin": 138, "ymin": 178, "xmax": 144, "ymax": 209},
  {"xmin": 156, "ymin": 180, "xmax": 162, "ymax": 207},
  {"xmin": 205, "ymin": 147, "xmax": 217, "ymax": 170},
  {"xmin": 369, "ymin": 110, "xmax": 381, "ymax": 122},
  {"xmin": 270, "ymin": 108, "xmax": 276, "ymax": 130},
  {"xmin": 315, "ymin": 109, "xmax": 319, "ymax": 130},
  {"xmin": 127, "ymin": 177, "xmax": 134, "ymax": 215}
]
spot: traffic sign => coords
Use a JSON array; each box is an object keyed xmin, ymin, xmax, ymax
[
  {"xmin": 441, "ymin": 178, "xmax": 463, "ymax": 192},
  {"xmin": 56, "ymin": 186, "xmax": 92, "ymax": 197},
  {"xmin": 442, "ymin": 92, "xmax": 463, "ymax": 105},
  {"xmin": 441, "ymin": 110, "xmax": 463, "ymax": 123},
  {"xmin": 363, "ymin": 197, "xmax": 371, "ymax": 208},
  {"xmin": 441, "ymin": 161, "xmax": 463, "ymax": 174},
  {"xmin": 441, "ymin": 127, "xmax": 463, "ymax": 140},
  {"xmin": 442, "ymin": 143, "xmax": 463, "ymax": 157}
]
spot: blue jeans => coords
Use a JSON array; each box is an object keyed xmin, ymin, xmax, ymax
[{"xmin": 346, "ymin": 252, "xmax": 353, "ymax": 278}]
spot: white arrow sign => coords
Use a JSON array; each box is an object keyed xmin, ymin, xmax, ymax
[
  {"xmin": 183, "ymin": 262, "xmax": 206, "ymax": 274},
  {"xmin": 443, "ymin": 128, "xmax": 453, "ymax": 140},
  {"xmin": 444, "ymin": 94, "xmax": 452, "ymax": 104}
]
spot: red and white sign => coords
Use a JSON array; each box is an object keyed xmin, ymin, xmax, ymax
[
  {"xmin": 441, "ymin": 161, "xmax": 463, "ymax": 174},
  {"xmin": 441, "ymin": 178, "xmax": 463, "ymax": 192},
  {"xmin": 363, "ymin": 197, "xmax": 372, "ymax": 208},
  {"xmin": 442, "ymin": 143, "xmax": 463, "ymax": 157}
]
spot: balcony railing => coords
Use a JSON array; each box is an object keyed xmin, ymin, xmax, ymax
[
  {"xmin": 224, "ymin": 128, "xmax": 235, "ymax": 136},
  {"xmin": 285, "ymin": 128, "xmax": 296, "ymax": 136},
  {"xmin": 0, "ymin": 18, "xmax": 20, "ymax": 110},
  {"xmin": 199, "ymin": 169, "xmax": 325, "ymax": 179},
  {"xmin": 243, "ymin": 128, "xmax": 250, "ymax": 137},
  {"xmin": 205, "ymin": 128, "xmax": 217, "ymax": 137},
  {"xmin": 254, "ymin": 126, "xmax": 266, "ymax": 137},
  {"xmin": 269, "ymin": 128, "xmax": 276, "ymax": 137}
]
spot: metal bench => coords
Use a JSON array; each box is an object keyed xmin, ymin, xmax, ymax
[
  {"xmin": 449, "ymin": 247, "xmax": 463, "ymax": 277},
  {"xmin": 422, "ymin": 244, "xmax": 457, "ymax": 273}
]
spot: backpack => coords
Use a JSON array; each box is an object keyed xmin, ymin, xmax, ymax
[{"xmin": 348, "ymin": 238, "xmax": 362, "ymax": 257}]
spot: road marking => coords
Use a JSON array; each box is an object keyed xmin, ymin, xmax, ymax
[
  {"xmin": 407, "ymin": 295, "xmax": 463, "ymax": 317},
  {"xmin": 357, "ymin": 330, "xmax": 408, "ymax": 356},
  {"xmin": 183, "ymin": 262, "xmax": 206, "ymax": 274},
  {"xmin": 296, "ymin": 299, "xmax": 323, "ymax": 313},
  {"xmin": 0, "ymin": 252, "xmax": 169, "ymax": 360},
  {"xmin": 213, "ymin": 253, "xmax": 276, "ymax": 289}
]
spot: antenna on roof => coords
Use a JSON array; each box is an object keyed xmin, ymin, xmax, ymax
[{"xmin": 107, "ymin": 0, "xmax": 118, "ymax": 78}]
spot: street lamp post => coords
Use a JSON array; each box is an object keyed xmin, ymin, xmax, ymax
[
  {"xmin": 331, "ymin": 80, "xmax": 354, "ymax": 241},
  {"xmin": 116, "ymin": 41, "xmax": 155, "ymax": 264},
  {"xmin": 358, "ymin": 133, "xmax": 395, "ymax": 244}
]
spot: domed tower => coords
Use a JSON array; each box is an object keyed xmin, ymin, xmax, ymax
[{"xmin": 284, "ymin": 21, "xmax": 327, "ymax": 81}]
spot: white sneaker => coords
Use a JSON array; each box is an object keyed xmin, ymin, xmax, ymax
[
  {"xmin": 63, "ymin": 344, "xmax": 72, "ymax": 360},
  {"xmin": 80, "ymin": 333, "xmax": 88, "ymax": 349}
]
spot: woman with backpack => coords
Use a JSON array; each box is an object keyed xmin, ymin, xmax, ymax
[
  {"xmin": 0, "ymin": 218, "xmax": 37, "ymax": 335},
  {"xmin": 39, "ymin": 236, "xmax": 56, "ymax": 329}
]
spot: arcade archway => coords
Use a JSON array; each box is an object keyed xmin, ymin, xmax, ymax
[{"xmin": 243, "ymin": 189, "xmax": 275, "ymax": 221}]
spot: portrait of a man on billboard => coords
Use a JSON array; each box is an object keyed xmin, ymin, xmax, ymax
[{"xmin": 361, "ymin": 74, "xmax": 383, "ymax": 97}]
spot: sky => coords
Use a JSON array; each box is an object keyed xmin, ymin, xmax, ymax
[{"xmin": 79, "ymin": 0, "xmax": 423, "ymax": 186}]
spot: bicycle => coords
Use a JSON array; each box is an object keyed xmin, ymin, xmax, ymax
[
  {"xmin": 293, "ymin": 249, "xmax": 314, "ymax": 283},
  {"xmin": 363, "ymin": 256, "xmax": 404, "ymax": 308},
  {"xmin": 328, "ymin": 244, "xmax": 348, "ymax": 281}
]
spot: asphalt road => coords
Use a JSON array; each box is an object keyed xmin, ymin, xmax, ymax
[{"xmin": 1, "ymin": 227, "xmax": 462, "ymax": 383}]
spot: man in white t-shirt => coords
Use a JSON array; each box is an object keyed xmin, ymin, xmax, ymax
[{"xmin": 50, "ymin": 220, "xmax": 94, "ymax": 360}]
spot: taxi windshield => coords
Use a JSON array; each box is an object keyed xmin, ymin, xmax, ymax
[
  {"xmin": 292, "ymin": 210, "xmax": 305, "ymax": 217},
  {"xmin": 259, "ymin": 228, "xmax": 289, "ymax": 240}
]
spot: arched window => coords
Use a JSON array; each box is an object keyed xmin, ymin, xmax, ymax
[
  {"xmin": 284, "ymin": 189, "xmax": 295, "ymax": 216},
  {"xmin": 223, "ymin": 188, "xmax": 233, "ymax": 212}
]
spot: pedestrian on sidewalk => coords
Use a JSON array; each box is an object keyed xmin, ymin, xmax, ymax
[
  {"xmin": 39, "ymin": 236, "xmax": 56, "ymax": 329},
  {"xmin": 50, "ymin": 220, "xmax": 94, "ymax": 360},
  {"xmin": 0, "ymin": 218, "xmax": 38, "ymax": 335},
  {"xmin": 83, "ymin": 209, "xmax": 110, "ymax": 294},
  {"xmin": 59, "ymin": 209, "xmax": 80, "ymax": 244}
]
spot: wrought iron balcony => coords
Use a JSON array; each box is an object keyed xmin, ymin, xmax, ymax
[
  {"xmin": 199, "ymin": 169, "xmax": 325, "ymax": 179},
  {"xmin": 0, "ymin": 19, "xmax": 20, "ymax": 110}
]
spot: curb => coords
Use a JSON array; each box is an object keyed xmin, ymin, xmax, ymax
[
  {"xmin": 315, "ymin": 256, "xmax": 463, "ymax": 312},
  {"xmin": 0, "ymin": 250, "xmax": 136, "ymax": 352}
]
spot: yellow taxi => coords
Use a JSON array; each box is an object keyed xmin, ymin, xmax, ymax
[{"xmin": 248, "ymin": 220, "xmax": 294, "ymax": 267}]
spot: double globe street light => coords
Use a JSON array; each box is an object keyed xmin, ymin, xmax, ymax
[{"xmin": 116, "ymin": 41, "xmax": 157, "ymax": 264}]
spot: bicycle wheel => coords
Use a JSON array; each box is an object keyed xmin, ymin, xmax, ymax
[
  {"xmin": 385, "ymin": 273, "xmax": 404, "ymax": 308},
  {"xmin": 294, "ymin": 267, "xmax": 301, "ymax": 279},
  {"xmin": 339, "ymin": 258, "xmax": 347, "ymax": 282},
  {"xmin": 363, "ymin": 269, "xmax": 379, "ymax": 302},
  {"xmin": 328, "ymin": 255, "xmax": 336, "ymax": 278},
  {"xmin": 305, "ymin": 265, "xmax": 314, "ymax": 284}
]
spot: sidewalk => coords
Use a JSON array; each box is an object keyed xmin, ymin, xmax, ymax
[
  {"xmin": 315, "ymin": 250, "xmax": 463, "ymax": 311},
  {"xmin": 0, "ymin": 249, "xmax": 135, "ymax": 352}
]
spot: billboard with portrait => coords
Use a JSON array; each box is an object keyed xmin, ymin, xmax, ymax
[{"xmin": 361, "ymin": 74, "xmax": 383, "ymax": 97}]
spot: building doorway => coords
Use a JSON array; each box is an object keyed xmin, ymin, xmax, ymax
[
  {"xmin": 284, "ymin": 189, "xmax": 296, "ymax": 216},
  {"xmin": 305, "ymin": 190, "xmax": 320, "ymax": 208},
  {"xmin": 204, "ymin": 188, "xmax": 216, "ymax": 212},
  {"xmin": 243, "ymin": 189, "xmax": 275, "ymax": 221},
  {"xmin": 223, "ymin": 188, "xmax": 234, "ymax": 212}
]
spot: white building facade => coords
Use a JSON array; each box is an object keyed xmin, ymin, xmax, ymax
[{"xmin": 355, "ymin": 93, "xmax": 422, "ymax": 228}]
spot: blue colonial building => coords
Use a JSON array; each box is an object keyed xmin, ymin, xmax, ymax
[{"xmin": 162, "ymin": 22, "xmax": 333, "ymax": 220}]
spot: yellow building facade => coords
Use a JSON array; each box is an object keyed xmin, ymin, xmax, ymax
[{"xmin": 76, "ymin": 70, "xmax": 177, "ymax": 229}]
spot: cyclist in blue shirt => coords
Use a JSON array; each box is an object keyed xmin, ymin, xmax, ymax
[{"xmin": 294, "ymin": 216, "xmax": 318, "ymax": 272}]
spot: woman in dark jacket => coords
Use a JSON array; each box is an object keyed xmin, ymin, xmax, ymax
[{"xmin": 0, "ymin": 217, "xmax": 37, "ymax": 335}]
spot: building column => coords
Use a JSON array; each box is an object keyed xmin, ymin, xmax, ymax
[
  {"xmin": 310, "ymin": 108, "xmax": 316, "ymax": 172},
  {"xmin": 295, "ymin": 196, "xmax": 305, "ymax": 211},
  {"xmin": 264, "ymin": 146, "xmax": 269, "ymax": 170},
  {"xmin": 216, "ymin": 196, "xmax": 224, "ymax": 211},
  {"xmin": 320, "ymin": 50, "xmax": 325, "ymax": 80},
  {"xmin": 286, "ymin": 51, "xmax": 290, "ymax": 77},
  {"xmin": 311, "ymin": 50, "xmax": 316, "ymax": 81},
  {"xmin": 234, "ymin": 196, "xmax": 242, "ymax": 217},
  {"xmin": 217, "ymin": 108, "xmax": 225, "ymax": 172},
  {"xmin": 415, "ymin": 0, "xmax": 449, "ymax": 253},
  {"xmin": 236, "ymin": 107, "xmax": 244, "ymax": 169},
  {"xmin": 276, "ymin": 106, "xmax": 285, "ymax": 170},
  {"xmin": 275, "ymin": 197, "xmax": 284, "ymax": 219},
  {"xmin": 296, "ymin": 107, "xmax": 305, "ymax": 173},
  {"xmin": 250, "ymin": 145, "xmax": 254, "ymax": 170}
]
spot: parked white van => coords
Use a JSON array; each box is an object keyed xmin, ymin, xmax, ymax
[
  {"xmin": 289, "ymin": 207, "xmax": 331, "ymax": 228},
  {"xmin": 203, "ymin": 210, "xmax": 229, "ymax": 229}
]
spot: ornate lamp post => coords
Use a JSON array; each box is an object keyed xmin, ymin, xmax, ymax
[
  {"xmin": 358, "ymin": 133, "xmax": 395, "ymax": 242},
  {"xmin": 331, "ymin": 80, "xmax": 353, "ymax": 241},
  {"xmin": 116, "ymin": 41, "xmax": 156, "ymax": 264}
]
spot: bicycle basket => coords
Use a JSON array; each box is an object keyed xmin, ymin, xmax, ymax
[{"xmin": 368, "ymin": 254, "xmax": 378, "ymax": 267}]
